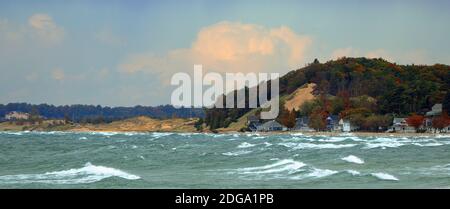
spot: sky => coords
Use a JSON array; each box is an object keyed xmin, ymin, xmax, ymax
[{"xmin": 1, "ymin": 0, "xmax": 450, "ymax": 106}]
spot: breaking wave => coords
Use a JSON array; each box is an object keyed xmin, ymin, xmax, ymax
[
  {"xmin": 341, "ymin": 155, "xmax": 365, "ymax": 164},
  {"xmin": 235, "ymin": 159, "xmax": 306, "ymax": 174},
  {"xmin": 0, "ymin": 162, "xmax": 140, "ymax": 184},
  {"xmin": 222, "ymin": 150, "xmax": 253, "ymax": 156},
  {"xmin": 237, "ymin": 142, "xmax": 257, "ymax": 148},
  {"xmin": 278, "ymin": 142, "xmax": 357, "ymax": 149},
  {"xmin": 371, "ymin": 172, "xmax": 399, "ymax": 181}
]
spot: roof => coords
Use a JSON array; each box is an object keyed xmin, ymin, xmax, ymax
[
  {"xmin": 258, "ymin": 120, "xmax": 286, "ymax": 129},
  {"xmin": 426, "ymin": 103, "xmax": 442, "ymax": 116},
  {"xmin": 393, "ymin": 118, "xmax": 406, "ymax": 124}
]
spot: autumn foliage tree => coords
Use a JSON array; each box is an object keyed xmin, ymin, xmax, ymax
[
  {"xmin": 405, "ymin": 114, "xmax": 425, "ymax": 132},
  {"xmin": 309, "ymin": 109, "xmax": 328, "ymax": 131},
  {"xmin": 279, "ymin": 108, "xmax": 296, "ymax": 129},
  {"xmin": 432, "ymin": 112, "xmax": 450, "ymax": 133}
]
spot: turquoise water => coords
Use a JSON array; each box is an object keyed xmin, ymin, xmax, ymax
[{"xmin": 0, "ymin": 131, "xmax": 450, "ymax": 188}]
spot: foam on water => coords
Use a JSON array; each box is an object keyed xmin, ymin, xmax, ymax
[
  {"xmin": 279, "ymin": 142, "xmax": 357, "ymax": 150},
  {"xmin": 237, "ymin": 142, "xmax": 257, "ymax": 148},
  {"xmin": 235, "ymin": 159, "xmax": 306, "ymax": 174},
  {"xmin": 341, "ymin": 155, "xmax": 365, "ymax": 164},
  {"xmin": 371, "ymin": 172, "xmax": 399, "ymax": 181},
  {"xmin": 0, "ymin": 162, "xmax": 140, "ymax": 184},
  {"xmin": 222, "ymin": 150, "xmax": 253, "ymax": 156},
  {"xmin": 306, "ymin": 168, "xmax": 339, "ymax": 178}
]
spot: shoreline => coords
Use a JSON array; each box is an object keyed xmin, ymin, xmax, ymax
[{"xmin": 1, "ymin": 128, "xmax": 448, "ymax": 138}]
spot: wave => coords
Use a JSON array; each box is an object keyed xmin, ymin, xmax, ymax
[
  {"xmin": 412, "ymin": 142, "xmax": 443, "ymax": 147},
  {"xmin": 237, "ymin": 142, "xmax": 257, "ymax": 148},
  {"xmin": 371, "ymin": 172, "xmax": 399, "ymax": 181},
  {"xmin": 346, "ymin": 170, "xmax": 361, "ymax": 176},
  {"xmin": 235, "ymin": 159, "xmax": 306, "ymax": 174},
  {"xmin": 0, "ymin": 162, "xmax": 140, "ymax": 185},
  {"xmin": 289, "ymin": 167, "xmax": 339, "ymax": 180},
  {"xmin": 279, "ymin": 142, "xmax": 357, "ymax": 150},
  {"xmin": 341, "ymin": 155, "xmax": 365, "ymax": 164},
  {"xmin": 222, "ymin": 150, "xmax": 253, "ymax": 156},
  {"xmin": 306, "ymin": 168, "xmax": 339, "ymax": 178}
]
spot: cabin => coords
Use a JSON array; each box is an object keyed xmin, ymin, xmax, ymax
[
  {"xmin": 247, "ymin": 115, "xmax": 261, "ymax": 132},
  {"xmin": 423, "ymin": 103, "xmax": 450, "ymax": 132},
  {"xmin": 389, "ymin": 118, "xmax": 415, "ymax": 133},
  {"xmin": 257, "ymin": 120, "xmax": 287, "ymax": 132},
  {"xmin": 338, "ymin": 119, "xmax": 358, "ymax": 132},
  {"xmin": 4, "ymin": 111, "xmax": 30, "ymax": 121},
  {"xmin": 326, "ymin": 115, "xmax": 339, "ymax": 131},
  {"xmin": 293, "ymin": 117, "xmax": 314, "ymax": 132}
]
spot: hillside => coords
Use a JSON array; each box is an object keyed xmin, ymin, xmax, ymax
[
  {"xmin": 0, "ymin": 116, "xmax": 199, "ymax": 132},
  {"xmin": 204, "ymin": 57, "xmax": 450, "ymax": 131}
]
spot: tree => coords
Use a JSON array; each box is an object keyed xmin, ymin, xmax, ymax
[
  {"xmin": 279, "ymin": 108, "xmax": 296, "ymax": 129},
  {"xmin": 405, "ymin": 114, "xmax": 425, "ymax": 132},
  {"xmin": 432, "ymin": 112, "xmax": 450, "ymax": 133},
  {"xmin": 308, "ymin": 109, "xmax": 327, "ymax": 131},
  {"xmin": 444, "ymin": 91, "xmax": 450, "ymax": 113}
]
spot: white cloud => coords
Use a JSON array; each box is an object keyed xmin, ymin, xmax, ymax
[
  {"xmin": 52, "ymin": 68, "xmax": 65, "ymax": 81},
  {"xmin": 28, "ymin": 14, "xmax": 64, "ymax": 45},
  {"xmin": 118, "ymin": 21, "xmax": 312, "ymax": 82}
]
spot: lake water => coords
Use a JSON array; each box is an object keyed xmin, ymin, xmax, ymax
[{"xmin": 1, "ymin": 131, "xmax": 450, "ymax": 188}]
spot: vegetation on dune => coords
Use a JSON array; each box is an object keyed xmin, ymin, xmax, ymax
[{"xmin": 204, "ymin": 57, "xmax": 450, "ymax": 131}]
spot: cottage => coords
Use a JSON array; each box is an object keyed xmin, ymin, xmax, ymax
[
  {"xmin": 257, "ymin": 120, "xmax": 287, "ymax": 132},
  {"xmin": 426, "ymin": 103, "xmax": 442, "ymax": 117},
  {"xmin": 424, "ymin": 103, "xmax": 450, "ymax": 132},
  {"xmin": 4, "ymin": 111, "xmax": 30, "ymax": 120},
  {"xmin": 247, "ymin": 115, "xmax": 261, "ymax": 132},
  {"xmin": 390, "ymin": 118, "xmax": 415, "ymax": 133},
  {"xmin": 338, "ymin": 119, "xmax": 358, "ymax": 132},
  {"xmin": 326, "ymin": 115, "xmax": 339, "ymax": 131},
  {"xmin": 293, "ymin": 117, "xmax": 314, "ymax": 132}
]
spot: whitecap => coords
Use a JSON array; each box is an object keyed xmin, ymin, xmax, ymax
[
  {"xmin": 78, "ymin": 136, "xmax": 88, "ymax": 140},
  {"xmin": 412, "ymin": 142, "xmax": 443, "ymax": 147},
  {"xmin": 346, "ymin": 170, "xmax": 361, "ymax": 176},
  {"xmin": 279, "ymin": 142, "xmax": 357, "ymax": 150},
  {"xmin": 0, "ymin": 162, "xmax": 140, "ymax": 184},
  {"xmin": 235, "ymin": 159, "xmax": 306, "ymax": 174},
  {"xmin": 263, "ymin": 142, "xmax": 272, "ymax": 147},
  {"xmin": 341, "ymin": 155, "xmax": 365, "ymax": 164},
  {"xmin": 237, "ymin": 142, "xmax": 257, "ymax": 149},
  {"xmin": 306, "ymin": 168, "xmax": 338, "ymax": 178},
  {"xmin": 371, "ymin": 172, "xmax": 399, "ymax": 181},
  {"xmin": 222, "ymin": 150, "xmax": 253, "ymax": 156}
]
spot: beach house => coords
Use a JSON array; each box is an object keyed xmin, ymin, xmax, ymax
[
  {"xmin": 257, "ymin": 120, "xmax": 287, "ymax": 132},
  {"xmin": 390, "ymin": 118, "xmax": 415, "ymax": 133},
  {"xmin": 247, "ymin": 115, "xmax": 261, "ymax": 132},
  {"xmin": 338, "ymin": 119, "xmax": 358, "ymax": 132},
  {"xmin": 293, "ymin": 117, "xmax": 314, "ymax": 132},
  {"xmin": 425, "ymin": 103, "xmax": 450, "ymax": 132},
  {"xmin": 4, "ymin": 111, "xmax": 30, "ymax": 121}
]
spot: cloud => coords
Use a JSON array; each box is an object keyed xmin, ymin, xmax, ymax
[
  {"xmin": 28, "ymin": 14, "xmax": 64, "ymax": 45},
  {"xmin": 51, "ymin": 68, "xmax": 65, "ymax": 81},
  {"xmin": 94, "ymin": 29, "xmax": 126, "ymax": 47},
  {"xmin": 118, "ymin": 21, "xmax": 312, "ymax": 81}
]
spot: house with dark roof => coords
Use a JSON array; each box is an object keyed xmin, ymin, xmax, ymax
[
  {"xmin": 257, "ymin": 120, "xmax": 287, "ymax": 132},
  {"xmin": 293, "ymin": 117, "xmax": 314, "ymax": 132}
]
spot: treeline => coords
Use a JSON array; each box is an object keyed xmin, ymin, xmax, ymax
[
  {"xmin": 0, "ymin": 103, "xmax": 204, "ymax": 123},
  {"xmin": 204, "ymin": 57, "xmax": 450, "ymax": 130}
]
